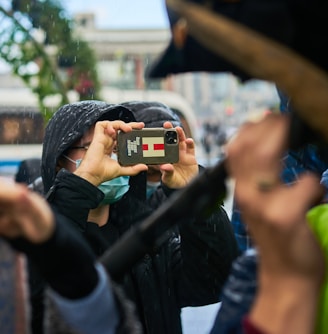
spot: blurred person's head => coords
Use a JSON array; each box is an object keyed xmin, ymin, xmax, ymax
[{"xmin": 147, "ymin": 1, "xmax": 328, "ymax": 80}]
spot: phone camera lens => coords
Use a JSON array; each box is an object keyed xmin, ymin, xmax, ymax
[{"xmin": 165, "ymin": 130, "xmax": 178, "ymax": 144}]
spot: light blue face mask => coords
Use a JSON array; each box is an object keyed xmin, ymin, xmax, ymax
[
  {"xmin": 98, "ymin": 176, "xmax": 130, "ymax": 205},
  {"xmin": 146, "ymin": 181, "xmax": 161, "ymax": 199},
  {"xmin": 63, "ymin": 155, "xmax": 130, "ymax": 205}
]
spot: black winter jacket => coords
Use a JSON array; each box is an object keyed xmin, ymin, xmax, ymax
[{"xmin": 47, "ymin": 169, "xmax": 238, "ymax": 334}]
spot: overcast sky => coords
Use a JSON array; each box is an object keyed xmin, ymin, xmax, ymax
[{"xmin": 65, "ymin": 0, "xmax": 169, "ymax": 29}]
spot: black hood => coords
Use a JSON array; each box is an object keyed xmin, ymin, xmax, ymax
[
  {"xmin": 121, "ymin": 101, "xmax": 182, "ymax": 128},
  {"xmin": 41, "ymin": 100, "xmax": 136, "ymax": 193}
]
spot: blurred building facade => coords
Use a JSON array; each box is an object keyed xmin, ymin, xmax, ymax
[{"xmin": 72, "ymin": 13, "xmax": 279, "ymax": 124}]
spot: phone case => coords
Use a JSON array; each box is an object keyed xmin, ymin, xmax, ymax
[{"xmin": 117, "ymin": 128, "xmax": 179, "ymax": 166}]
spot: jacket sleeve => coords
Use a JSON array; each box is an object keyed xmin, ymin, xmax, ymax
[
  {"xmin": 178, "ymin": 202, "xmax": 239, "ymax": 306},
  {"xmin": 45, "ymin": 169, "xmax": 111, "ymax": 255},
  {"xmin": 46, "ymin": 169, "xmax": 104, "ymax": 230},
  {"xmin": 9, "ymin": 211, "xmax": 99, "ymax": 299},
  {"xmin": 47, "ymin": 264, "xmax": 121, "ymax": 334}
]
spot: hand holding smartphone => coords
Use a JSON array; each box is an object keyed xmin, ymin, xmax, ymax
[{"xmin": 117, "ymin": 128, "xmax": 179, "ymax": 166}]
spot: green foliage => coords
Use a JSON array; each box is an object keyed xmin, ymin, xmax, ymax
[
  {"xmin": 0, "ymin": 0, "xmax": 100, "ymax": 122},
  {"xmin": 12, "ymin": 0, "xmax": 72, "ymax": 44}
]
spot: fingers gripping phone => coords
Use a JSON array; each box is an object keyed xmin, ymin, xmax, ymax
[{"xmin": 117, "ymin": 128, "xmax": 179, "ymax": 166}]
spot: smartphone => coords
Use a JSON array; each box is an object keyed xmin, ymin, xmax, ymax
[{"xmin": 117, "ymin": 128, "xmax": 179, "ymax": 166}]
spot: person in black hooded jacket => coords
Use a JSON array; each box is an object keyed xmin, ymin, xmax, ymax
[{"xmin": 38, "ymin": 100, "xmax": 238, "ymax": 334}]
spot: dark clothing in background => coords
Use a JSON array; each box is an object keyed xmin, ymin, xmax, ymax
[
  {"xmin": 15, "ymin": 158, "xmax": 41, "ymax": 185},
  {"xmin": 210, "ymin": 250, "xmax": 258, "ymax": 334}
]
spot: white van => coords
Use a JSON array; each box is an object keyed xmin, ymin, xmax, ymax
[{"xmin": 0, "ymin": 87, "xmax": 202, "ymax": 179}]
